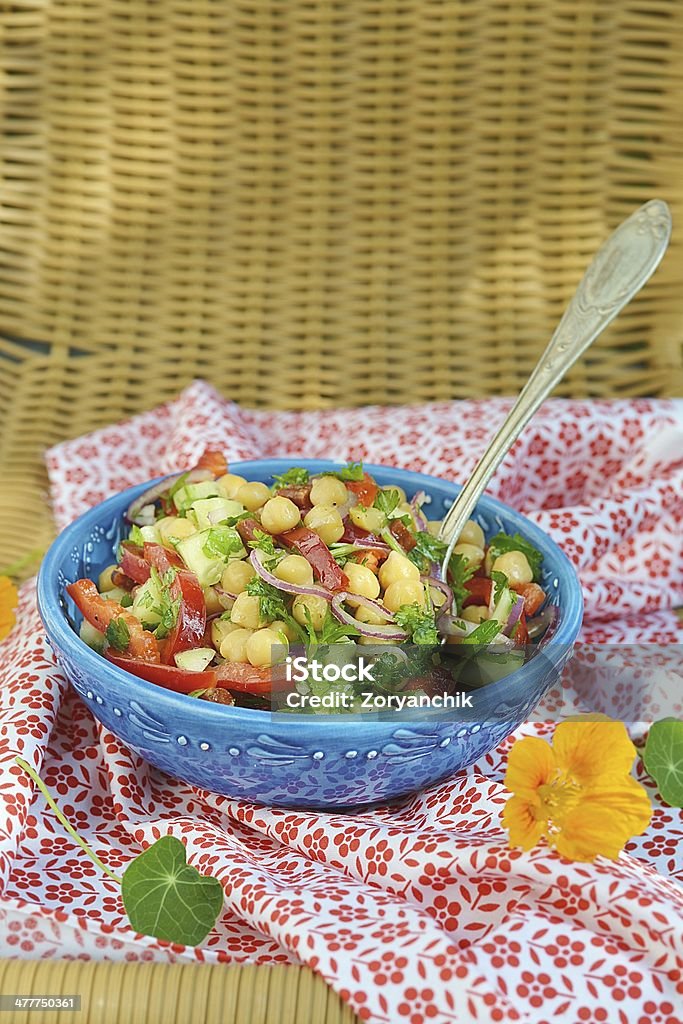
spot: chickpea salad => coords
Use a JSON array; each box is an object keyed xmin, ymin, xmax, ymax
[{"xmin": 66, "ymin": 450, "xmax": 553, "ymax": 710}]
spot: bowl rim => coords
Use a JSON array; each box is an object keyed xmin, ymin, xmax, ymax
[{"xmin": 38, "ymin": 458, "xmax": 584, "ymax": 732}]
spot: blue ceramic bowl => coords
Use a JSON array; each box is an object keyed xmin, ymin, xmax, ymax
[{"xmin": 38, "ymin": 460, "xmax": 582, "ymax": 810}]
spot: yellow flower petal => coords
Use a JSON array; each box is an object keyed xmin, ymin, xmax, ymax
[
  {"xmin": 554, "ymin": 776, "xmax": 652, "ymax": 862},
  {"xmin": 552, "ymin": 720, "xmax": 638, "ymax": 787},
  {"xmin": 503, "ymin": 736, "xmax": 557, "ymax": 799},
  {"xmin": 503, "ymin": 795, "xmax": 547, "ymax": 851},
  {"xmin": 0, "ymin": 575, "xmax": 18, "ymax": 643}
]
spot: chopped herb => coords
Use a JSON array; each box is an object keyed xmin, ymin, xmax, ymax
[
  {"xmin": 245, "ymin": 576, "xmax": 289, "ymax": 622},
  {"xmin": 490, "ymin": 570, "xmax": 508, "ymax": 604},
  {"xmin": 394, "ymin": 602, "xmax": 439, "ymax": 646},
  {"xmin": 323, "ymin": 460, "xmax": 364, "ymax": 482},
  {"xmin": 202, "ymin": 527, "xmax": 243, "ymax": 560},
  {"xmin": 460, "ymin": 619, "xmax": 501, "ymax": 646},
  {"xmin": 488, "ymin": 532, "xmax": 543, "ymax": 581},
  {"xmin": 128, "ymin": 524, "xmax": 145, "ymax": 547},
  {"xmin": 316, "ymin": 610, "xmax": 360, "ymax": 645},
  {"xmin": 120, "ymin": 593, "xmax": 133, "ymax": 608},
  {"xmin": 167, "ymin": 473, "xmax": 189, "ymax": 501},
  {"xmin": 408, "ymin": 532, "xmax": 448, "ymax": 573},
  {"xmin": 105, "ymin": 617, "xmax": 130, "ymax": 651},
  {"xmin": 448, "ymin": 553, "xmax": 476, "ymax": 614},
  {"xmin": 273, "ymin": 467, "xmax": 310, "ymax": 487},
  {"xmin": 373, "ymin": 488, "xmax": 401, "ymax": 518},
  {"xmin": 249, "ymin": 530, "xmax": 278, "ymax": 557},
  {"xmin": 223, "ymin": 512, "xmax": 251, "ymax": 527}
]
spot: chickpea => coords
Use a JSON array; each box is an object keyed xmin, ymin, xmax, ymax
[
  {"xmin": 230, "ymin": 592, "xmax": 266, "ymax": 629},
  {"xmin": 221, "ymin": 559, "xmax": 256, "ymax": 594},
  {"xmin": 211, "ymin": 616, "xmax": 240, "ymax": 650},
  {"xmin": 452, "ymin": 543, "xmax": 485, "ymax": 568},
  {"xmin": 310, "ymin": 476, "xmax": 349, "ymax": 507},
  {"xmin": 235, "ymin": 481, "xmax": 271, "ymax": 512},
  {"xmin": 275, "ymin": 554, "xmax": 314, "ymax": 587},
  {"xmin": 343, "ymin": 562, "xmax": 380, "ymax": 606},
  {"xmin": 157, "ymin": 516, "xmax": 196, "ymax": 545},
  {"xmin": 203, "ymin": 586, "xmax": 224, "ymax": 615},
  {"xmin": 349, "ymin": 504, "xmax": 385, "ymax": 533},
  {"xmin": 458, "ymin": 519, "xmax": 485, "ymax": 549},
  {"xmin": 462, "ymin": 605, "xmax": 488, "ymax": 624},
  {"xmin": 292, "ymin": 594, "xmax": 328, "ymax": 631},
  {"xmin": 98, "ymin": 565, "xmax": 118, "ymax": 592},
  {"xmin": 270, "ymin": 618, "xmax": 298, "ymax": 642},
  {"xmin": 260, "ymin": 496, "xmax": 301, "ymax": 534},
  {"xmin": 355, "ymin": 604, "xmax": 386, "ymax": 626},
  {"xmin": 216, "ymin": 473, "xmax": 247, "ymax": 499},
  {"xmin": 304, "ymin": 504, "xmax": 344, "ymax": 545},
  {"xmin": 246, "ymin": 627, "xmax": 288, "ymax": 668},
  {"xmin": 492, "ymin": 550, "xmax": 533, "ymax": 586},
  {"xmin": 383, "ymin": 579, "xmax": 426, "ymax": 612},
  {"xmin": 219, "ymin": 627, "xmax": 253, "ymax": 662},
  {"xmin": 378, "ymin": 550, "xmax": 421, "ymax": 589}
]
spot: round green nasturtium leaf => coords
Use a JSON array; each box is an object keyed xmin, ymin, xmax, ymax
[
  {"xmin": 122, "ymin": 835, "xmax": 224, "ymax": 946},
  {"xmin": 643, "ymin": 718, "xmax": 683, "ymax": 808}
]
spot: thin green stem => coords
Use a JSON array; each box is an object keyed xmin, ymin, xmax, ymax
[{"xmin": 15, "ymin": 757, "xmax": 122, "ymax": 884}]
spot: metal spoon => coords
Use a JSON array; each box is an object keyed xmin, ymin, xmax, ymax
[{"xmin": 438, "ymin": 199, "xmax": 672, "ymax": 575}]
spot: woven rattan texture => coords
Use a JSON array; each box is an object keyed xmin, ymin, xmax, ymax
[{"xmin": 1, "ymin": 0, "xmax": 683, "ymax": 571}]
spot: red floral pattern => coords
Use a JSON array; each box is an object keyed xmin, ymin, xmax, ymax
[{"xmin": 0, "ymin": 382, "xmax": 680, "ymax": 1024}]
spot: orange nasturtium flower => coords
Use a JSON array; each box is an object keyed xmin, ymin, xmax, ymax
[
  {"xmin": 503, "ymin": 719, "xmax": 652, "ymax": 862},
  {"xmin": 0, "ymin": 575, "xmax": 19, "ymax": 642}
]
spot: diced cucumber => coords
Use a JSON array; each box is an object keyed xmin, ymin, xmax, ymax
[
  {"xmin": 488, "ymin": 585, "xmax": 515, "ymax": 627},
  {"xmin": 173, "ymin": 480, "xmax": 220, "ymax": 513},
  {"xmin": 175, "ymin": 530, "xmax": 224, "ymax": 587},
  {"xmin": 101, "ymin": 587, "xmax": 130, "ymax": 604},
  {"xmin": 139, "ymin": 524, "xmax": 160, "ymax": 544},
  {"xmin": 131, "ymin": 575, "xmax": 165, "ymax": 626},
  {"xmin": 174, "ymin": 647, "xmax": 216, "ymax": 672},
  {"xmin": 189, "ymin": 497, "xmax": 245, "ymax": 530},
  {"xmin": 80, "ymin": 620, "xmax": 105, "ymax": 653},
  {"xmin": 474, "ymin": 649, "xmax": 525, "ymax": 685}
]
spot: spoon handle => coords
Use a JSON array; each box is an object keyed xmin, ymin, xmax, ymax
[{"xmin": 438, "ymin": 199, "xmax": 672, "ymax": 567}]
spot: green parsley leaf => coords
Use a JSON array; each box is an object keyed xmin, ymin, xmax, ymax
[
  {"xmin": 167, "ymin": 472, "xmax": 190, "ymax": 501},
  {"xmin": 272, "ymin": 467, "xmax": 310, "ymax": 487},
  {"xmin": 202, "ymin": 527, "xmax": 243, "ymax": 560},
  {"xmin": 373, "ymin": 488, "xmax": 401, "ymax": 518},
  {"xmin": 448, "ymin": 553, "xmax": 476, "ymax": 614},
  {"xmin": 323, "ymin": 460, "xmax": 364, "ymax": 482},
  {"xmin": 128, "ymin": 524, "xmax": 145, "ymax": 547},
  {"xmin": 120, "ymin": 593, "xmax": 133, "ymax": 608},
  {"xmin": 105, "ymin": 617, "xmax": 130, "ymax": 651},
  {"xmin": 408, "ymin": 532, "xmax": 448, "ymax": 573},
  {"xmin": 643, "ymin": 718, "xmax": 683, "ymax": 807},
  {"xmin": 488, "ymin": 532, "xmax": 543, "ymax": 581},
  {"xmin": 249, "ymin": 530, "xmax": 277, "ymax": 556},
  {"xmin": 394, "ymin": 602, "xmax": 439, "ymax": 645},
  {"xmin": 490, "ymin": 570, "xmax": 508, "ymax": 604},
  {"xmin": 245, "ymin": 576, "xmax": 289, "ymax": 622},
  {"xmin": 316, "ymin": 610, "xmax": 360, "ymax": 645},
  {"xmin": 121, "ymin": 835, "xmax": 224, "ymax": 945},
  {"xmin": 460, "ymin": 619, "xmax": 501, "ymax": 646}
]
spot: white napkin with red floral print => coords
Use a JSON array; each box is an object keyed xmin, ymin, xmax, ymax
[{"xmin": 0, "ymin": 382, "xmax": 681, "ymax": 1024}]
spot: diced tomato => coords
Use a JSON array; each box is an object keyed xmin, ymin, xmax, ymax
[
  {"xmin": 345, "ymin": 472, "xmax": 379, "ymax": 508},
  {"xmin": 119, "ymin": 542, "xmax": 151, "ymax": 584},
  {"xmin": 279, "ymin": 526, "xmax": 348, "ymax": 591},
  {"xmin": 105, "ymin": 651, "xmax": 217, "ymax": 692},
  {"xmin": 194, "ymin": 448, "xmax": 228, "ymax": 479},
  {"xmin": 143, "ymin": 543, "xmax": 206, "ymax": 663},
  {"xmin": 514, "ymin": 610, "xmax": 530, "ymax": 646},
  {"xmin": 462, "ymin": 577, "xmax": 493, "ymax": 608},
  {"xmin": 389, "ymin": 519, "xmax": 416, "ymax": 553},
  {"xmin": 512, "ymin": 582, "xmax": 546, "ymax": 617},
  {"xmin": 215, "ymin": 661, "xmax": 291, "ymax": 694},
  {"xmin": 68, "ymin": 579, "xmax": 160, "ymax": 662},
  {"xmin": 274, "ymin": 483, "xmax": 312, "ymax": 512},
  {"xmin": 111, "ymin": 568, "xmax": 136, "ymax": 592},
  {"xmin": 236, "ymin": 517, "xmax": 261, "ymax": 547}
]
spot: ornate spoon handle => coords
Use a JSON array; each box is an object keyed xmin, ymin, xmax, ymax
[{"xmin": 438, "ymin": 199, "xmax": 672, "ymax": 572}]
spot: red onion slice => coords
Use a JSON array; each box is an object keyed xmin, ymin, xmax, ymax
[
  {"xmin": 527, "ymin": 605, "xmax": 558, "ymax": 641},
  {"xmin": 330, "ymin": 592, "xmax": 408, "ymax": 641},
  {"xmin": 351, "ymin": 536, "xmax": 392, "ymax": 552},
  {"xmin": 424, "ymin": 576, "xmax": 453, "ymax": 616},
  {"xmin": 504, "ymin": 593, "xmax": 526, "ymax": 636},
  {"xmin": 250, "ymin": 549, "xmax": 332, "ymax": 601},
  {"xmin": 410, "ymin": 490, "xmax": 429, "ymax": 532},
  {"xmin": 125, "ymin": 468, "xmax": 214, "ymax": 525}
]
